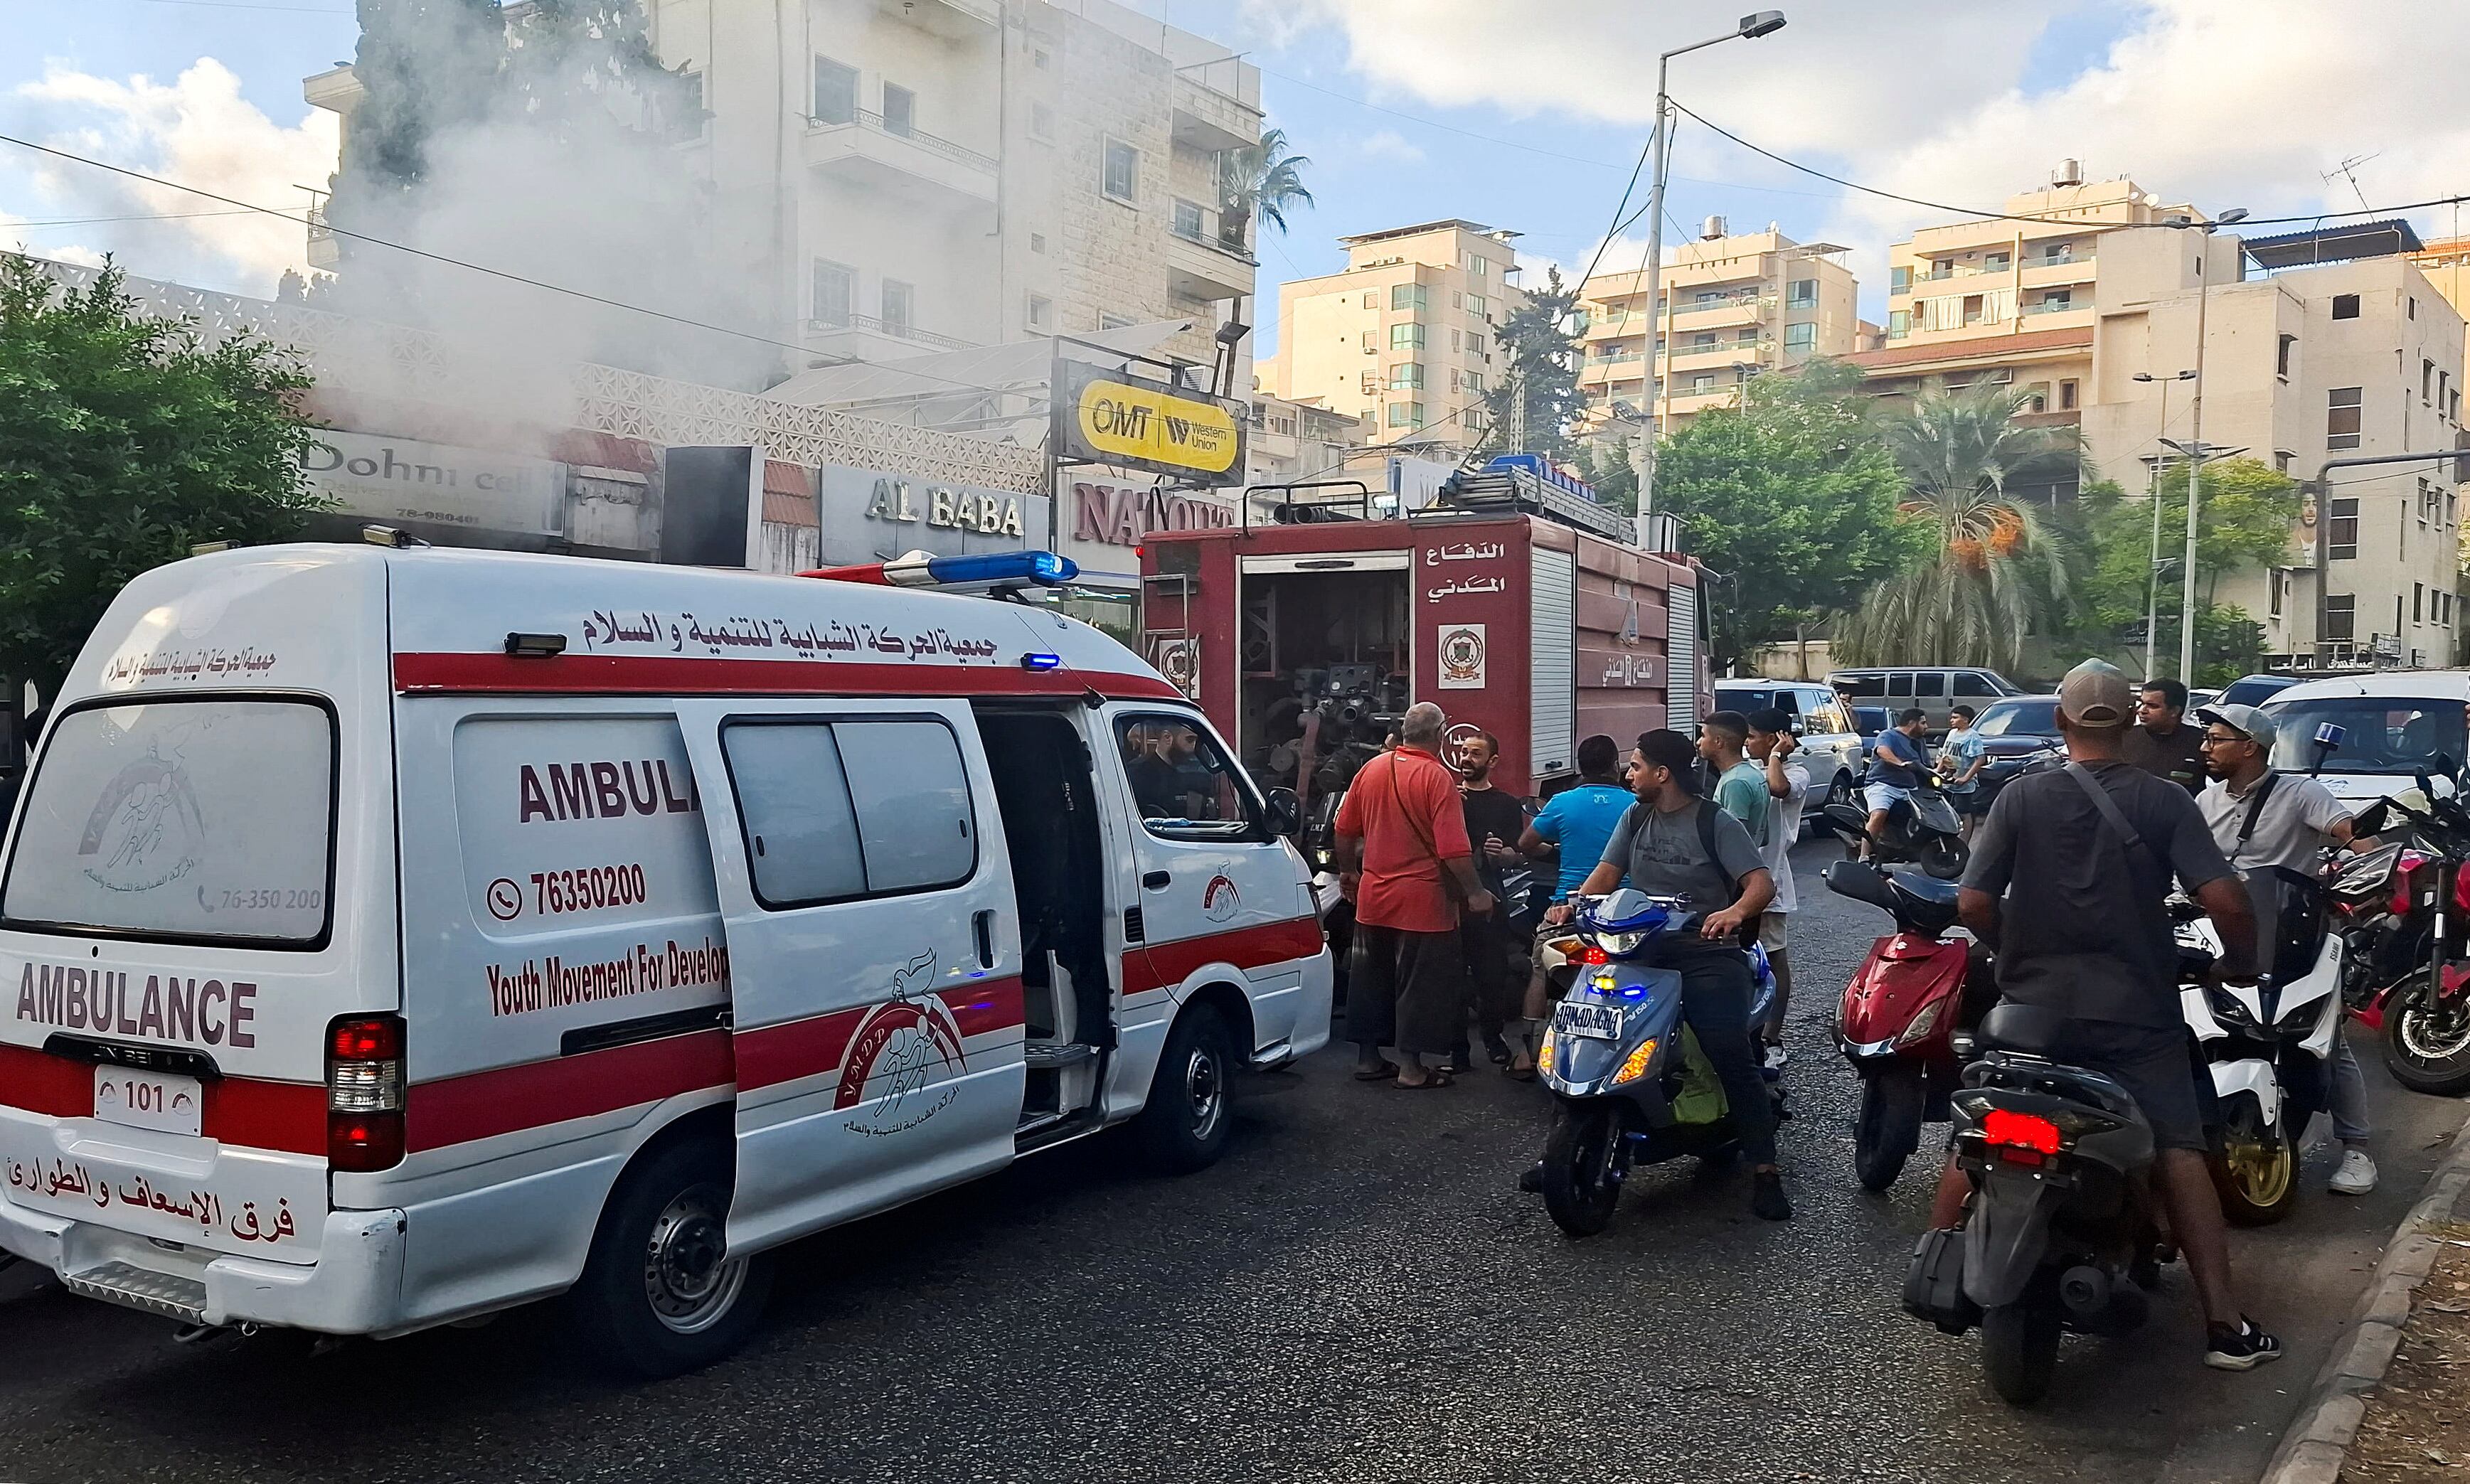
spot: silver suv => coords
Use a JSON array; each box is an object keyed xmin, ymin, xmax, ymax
[
  {"xmin": 1824, "ymin": 666, "xmax": 2020, "ymax": 735},
  {"xmin": 1710, "ymin": 679, "xmax": 1866, "ymax": 811}
]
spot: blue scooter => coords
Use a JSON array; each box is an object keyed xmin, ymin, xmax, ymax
[{"xmin": 1535, "ymin": 888, "xmax": 1778, "ymax": 1236}]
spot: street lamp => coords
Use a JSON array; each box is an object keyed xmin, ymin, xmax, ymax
[
  {"xmin": 2132, "ymin": 368, "xmax": 2196, "ymax": 679},
  {"xmin": 1634, "ymin": 9, "xmax": 1787, "ymax": 543},
  {"xmin": 2168, "ymin": 205, "xmax": 2249, "ymax": 678}
]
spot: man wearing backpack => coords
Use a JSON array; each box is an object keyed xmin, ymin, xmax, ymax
[
  {"xmin": 1942, "ymin": 659, "xmax": 2282, "ymax": 1372},
  {"xmin": 2195, "ymin": 702, "xmax": 2382, "ymax": 1195},
  {"xmin": 1566, "ymin": 728, "xmax": 1789, "ymax": 1221}
]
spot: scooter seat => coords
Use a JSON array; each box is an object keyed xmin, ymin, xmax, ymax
[
  {"xmin": 1976, "ymin": 1002, "xmax": 2070, "ymax": 1055},
  {"xmin": 1884, "ymin": 870, "xmax": 1962, "ymax": 934}
]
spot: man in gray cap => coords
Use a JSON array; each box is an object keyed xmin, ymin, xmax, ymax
[
  {"xmin": 1935, "ymin": 658, "xmax": 2284, "ymax": 1372},
  {"xmin": 2195, "ymin": 700, "xmax": 2383, "ymax": 1195}
]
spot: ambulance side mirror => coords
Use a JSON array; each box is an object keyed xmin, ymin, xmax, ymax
[{"xmin": 1264, "ymin": 786, "xmax": 1302, "ymax": 838}]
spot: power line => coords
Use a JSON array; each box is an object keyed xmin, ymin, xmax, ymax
[
  {"xmin": 5, "ymin": 208, "xmax": 260, "ymax": 229},
  {"xmin": 1667, "ymin": 95, "xmax": 2470, "ymax": 230},
  {"xmin": 119, "ymin": 0, "xmax": 354, "ymax": 12}
]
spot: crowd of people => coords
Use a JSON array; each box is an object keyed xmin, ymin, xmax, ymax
[{"xmin": 1329, "ymin": 662, "xmax": 2395, "ymax": 1374}]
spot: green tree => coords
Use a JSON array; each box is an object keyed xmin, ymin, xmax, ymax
[
  {"xmin": 1218, "ymin": 127, "xmax": 1314, "ymax": 248},
  {"xmin": 504, "ymin": 0, "xmax": 706, "ymax": 141},
  {"xmin": 2079, "ymin": 457, "xmax": 2304, "ymax": 665},
  {"xmin": 0, "ymin": 258, "xmax": 326, "ymax": 691},
  {"xmin": 326, "ymin": 0, "xmax": 507, "ymax": 260},
  {"xmin": 1651, "ymin": 365, "xmax": 1920, "ymax": 672},
  {"xmin": 1834, "ymin": 379, "xmax": 2082, "ymax": 673},
  {"xmin": 1482, "ymin": 265, "xmax": 1585, "ymax": 460}
]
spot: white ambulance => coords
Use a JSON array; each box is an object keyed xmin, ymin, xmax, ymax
[{"xmin": 0, "ymin": 544, "xmax": 1329, "ymax": 1374}]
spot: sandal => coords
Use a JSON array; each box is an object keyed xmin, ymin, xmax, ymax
[
  {"xmin": 1393, "ymin": 1070, "xmax": 1454, "ymax": 1090},
  {"xmin": 1353, "ymin": 1060, "xmax": 1400, "ymax": 1082},
  {"xmin": 1482, "ymin": 1032, "xmax": 1512, "ymax": 1066},
  {"xmin": 1503, "ymin": 1062, "xmax": 1538, "ymax": 1082}
]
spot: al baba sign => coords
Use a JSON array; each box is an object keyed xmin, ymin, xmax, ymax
[{"xmin": 1052, "ymin": 361, "xmax": 1245, "ymax": 486}]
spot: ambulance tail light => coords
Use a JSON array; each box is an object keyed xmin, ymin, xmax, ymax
[{"xmin": 326, "ymin": 1013, "xmax": 405, "ymax": 1173}]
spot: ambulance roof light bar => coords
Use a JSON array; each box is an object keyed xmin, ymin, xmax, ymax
[{"xmin": 801, "ymin": 550, "xmax": 1080, "ymax": 592}]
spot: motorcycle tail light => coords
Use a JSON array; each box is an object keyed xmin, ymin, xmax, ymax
[{"xmin": 1982, "ymin": 1108, "xmax": 2062, "ymax": 1160}]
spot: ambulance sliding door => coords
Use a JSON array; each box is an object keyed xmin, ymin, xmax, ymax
[{"xmin": 674, "ymin": 699, "xmax": 1028, "ymax": 1254}]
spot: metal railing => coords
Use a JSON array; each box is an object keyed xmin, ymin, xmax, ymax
[
  {"xmin": 1168, "ymin": 220, "xmax": 1257, "ymax": 265},
  {"xmin": 805, "ymin": 109, "xmax": 998, "ymax": 174},
  {"xmin": 806, "ymin": 314, "xmax": 975, "ymax": 351},
  {"xmin": 2021, "ymin": 298, "xmax": 2083, "ymax": 316}
]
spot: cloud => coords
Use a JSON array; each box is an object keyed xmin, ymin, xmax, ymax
[
  {"xmin": 1354, "ymin": 129, "xmax": 1425, "ymax": 165},
  {"xmin": 5, "ymin": 58, "xmax": 339, "ymax": 295}
]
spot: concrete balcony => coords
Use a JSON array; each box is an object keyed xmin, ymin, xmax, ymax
[
  {"xmin": 1668, "ymin": 297, "xmax": 1764, "ymax": 331},
  {"xmin": 1172, "ymin": 72, "xmax": 1260, "ymax": 154},
  {"xmin": 2013, "ymin": 408, "xmax": 2082, "ymax": 429},
  {"xmin": 874, "ymin": 0, "xmax": 998, "ymax": 38},
  {"xmin": 1663, "ymin": 387, "xmax": 1740, "ymax": 418},
  {"xmin": 2021, "ymin": 255, "xmax": 2096, "ymax": 289},
  {"xmin": 1666, "ymin": 342, "xmax": 1762, "ymax": 371},
  {"xmin": 805, "ymin": 314, "xmax": 977, "ymax": 364},
  {"xmin": 1165, "ymin": 225, "xmax": 1255, "ymax": 301},
  {"xmin": 803, "ymin": 110, "xmax": 998, "ymax": 218},
  {"xmin": 306, "ymin": 205, "xmax": 338, "ymax": 269}
]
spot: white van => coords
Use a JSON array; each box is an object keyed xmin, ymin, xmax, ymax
[{"xmin": 0, "ymin": 545, "xmax": 1330, "ymax": 1374}]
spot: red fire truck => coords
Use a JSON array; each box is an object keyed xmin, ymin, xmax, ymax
[{"xmin": 1136, "ymin": 462, "xmax": 1708, "ymax": 821}]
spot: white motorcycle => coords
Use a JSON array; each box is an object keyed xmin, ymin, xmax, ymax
[{"xmin": 2173, "ymin": 867, "xmax": 2344, "ymax": 1225}]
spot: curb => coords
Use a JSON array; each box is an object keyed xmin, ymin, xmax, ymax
[{"xmin": 2259, "ymin": 1109, "xmax": 2470, "ymax": 1484}]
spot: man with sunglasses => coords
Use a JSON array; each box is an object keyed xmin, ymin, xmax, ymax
[{"xmin": 2194, "ymin": 703, "xmax": 2383, "ymax": 1195}]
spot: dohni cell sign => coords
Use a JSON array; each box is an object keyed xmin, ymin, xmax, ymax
[{"xmin": 302, "ymin": 429, "xmax": 565, "ymax": 536}]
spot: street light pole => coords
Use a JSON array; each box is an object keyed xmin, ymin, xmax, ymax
[
  {"xmin": 2133, "ymin": 368, "xmax": 2195, "ymax": 680},
  {"xmin": 1633, "ymin": 10, "xmax": 1784, "ymax": 542},
  {"xmin": 2175, "ymin": 207, "xmax": 2247, "ymax": 680}
]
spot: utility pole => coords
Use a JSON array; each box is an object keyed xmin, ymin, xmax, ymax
[
  {"xmin": 2176, "ymin": 208, "xmax": 2248, "ymax": 679},
  {"xmin": 2133, "ymin": 368, "xmax": 2194, "ymax": 679}
]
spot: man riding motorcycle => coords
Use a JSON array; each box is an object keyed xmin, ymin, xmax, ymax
[
  {"xmin": 2193, "ymin": 701, "xmax": 2383, "ymax": 1195},
  {"xmin": 1561, "ymin": 728, "xmax": 1790, "ymax": 1221},
  {"xmin": 1932, "ymin": 660, "xmax": 2283, "ymax": 1372}
]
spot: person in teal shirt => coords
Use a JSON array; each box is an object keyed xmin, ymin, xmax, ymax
[
  {"xmin": 1937, "ymin": 703, "xmax": 1990, "ymax": 841},
  {"xmin": 1700, "ymin": 710, "xmax": 1771, "ymax": 848},
  {"xmin": 1506, "ymin": 734, "xmax": 1632, "ymax": 1078}
]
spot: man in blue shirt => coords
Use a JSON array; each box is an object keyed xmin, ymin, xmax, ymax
[
  {"xmin": 1864, "ymin": 706, "xmax": 1931, "ymax": 859},
  {"xmin": 1503, "ymin": 733, "xmax": 1632, "ymax": 1079}
]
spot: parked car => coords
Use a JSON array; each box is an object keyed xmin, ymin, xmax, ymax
[
  {"xmin": 2260, "ymin": 672, "xmax": 2470, "ymax": 805},
  {"xmin": 1966, "ymin": 694, "xmax": 2066, "ymax": 798},
  {"xmin": 2185, "ymin": 688, "xmax": 2223, "ymax": 713},
  {"xmin": 1713, "ymin": 678, "xmax": 1865, "ymax": 810},
  {"xmin": 1826, "ymin": 666, "xmax": 2020, "ymax": 735},
  {"xmin": 2218, "ymin": 673, "xmax": 2303, "ymax": 709}
]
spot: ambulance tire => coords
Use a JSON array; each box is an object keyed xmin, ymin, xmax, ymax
[
  {"xmin": 570, "ymin": 1137, "xmax": 774, "ymax": 1379},
  {"xmin": 1133, "ymin": 1003, "xmax": 1237, "ymax": 1174}
]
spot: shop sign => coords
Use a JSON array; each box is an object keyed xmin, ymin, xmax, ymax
[
  {"xmin": 1053, "ymin": 361, "xmax": 1245, "ymax": 484},
  {"xmin": 301, "ymin": 430, "xmax": 563, "ymax": 535},
  {"xmin": 1070, "ymin": 480, "xmax": 1235, "ymax": 547},
  {"xmin": 816, "ymin": 464, "xmax": 1050, "ymax": 567}
]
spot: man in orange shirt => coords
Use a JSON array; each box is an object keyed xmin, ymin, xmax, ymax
[{"xmin": 1336, "ymin": 702, "xmax": 1496, "ymax": 1089}]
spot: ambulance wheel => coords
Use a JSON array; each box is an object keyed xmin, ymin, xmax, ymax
[
  {"xmin": 571, "ymin": 1138, "xmax": 773, "ymax": 1379},
  {"xmin": 1134, "ymin": 1003, "xmax": 1236, "ymax": 1174}
]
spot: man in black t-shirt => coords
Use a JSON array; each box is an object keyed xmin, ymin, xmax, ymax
[
  {"xmin": 1454, "ymin": 732, "xmax": 1528, "ymax": 1071},
  {"xmin": 1941, "ymin": 658, "xmax": 2280, "ymax": 1372},
  {"xmin": 2123, "ymin": 677, "xmax": 2207, "ymax": 794}
]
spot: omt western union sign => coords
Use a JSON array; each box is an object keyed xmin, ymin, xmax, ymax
[{"xmin": 1053, "ymin": 360, "xmax": 1247, "ymax": 485}]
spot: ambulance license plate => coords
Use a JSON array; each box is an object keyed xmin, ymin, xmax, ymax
[
  {"xmin": 92, "ymin": 1067, "xmax": 203, "ymax": 1137},
  {"xmin": 1554, "ymin": 1002, "xmax": 1624, "ymax": 1042}
]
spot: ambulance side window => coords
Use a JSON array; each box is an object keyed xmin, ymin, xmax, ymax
[
  {"xmin": 720, "ymin": 715, "xmax": 978, "ymax": 908},
  {"xmin": 1115, "ymin": 714, "xmax": 1261, "ymax": 840}
]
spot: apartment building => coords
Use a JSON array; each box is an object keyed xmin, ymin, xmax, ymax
[
  {"xmin": 1257, "ymin": 220, "xmax": 1528, "ymax": 455},
  {"xmin": 304, "ymin": 0, "xmax": 1262, "ymax": 385},
  {"xmin": 1846, "ymin": 169, "xmax": 2205, "ymax": 450},
  {"xmin": 1574, "ymin": 218, "xmax": 1859, "ymax": 429},
  {"xmin": 2082, "ymin": 229, "xmax": 2468, "ymax": 669},
  {"xmin": 1247, "ymin": 391, "xmax": 1367, "ymax": 487}
]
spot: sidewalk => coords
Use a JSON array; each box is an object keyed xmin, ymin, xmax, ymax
[{"xmin": 2264, "ymin": 1114, "xmax": 2470, "ymax": 1484}]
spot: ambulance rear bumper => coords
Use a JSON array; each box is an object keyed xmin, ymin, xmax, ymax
[{"xmin": 0, "ymin": 1197, "xmax": 408, "ymax": 1334}]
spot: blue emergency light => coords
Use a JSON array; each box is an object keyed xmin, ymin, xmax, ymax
[{"xmin": 803, "ymin": 550, "xmax": 1080, "ymax": 589}]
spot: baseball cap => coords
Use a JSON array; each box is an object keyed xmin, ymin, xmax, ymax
[
  {"xmin": 2057, "ymin": 658, "xmax": 2131, "ymax": 729},
  {"xmin": 2195, "ymin": 702, "xmax": 2277, "ymax": 744}
]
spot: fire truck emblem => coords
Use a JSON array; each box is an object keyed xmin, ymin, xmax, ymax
[
  {"xmin": 1437, "ymin": 624, "xmax": 1486, "ymax": 689},
  {"xmin": 836, "ymin": 951, "xmax": 967, "ymax": 1137}
]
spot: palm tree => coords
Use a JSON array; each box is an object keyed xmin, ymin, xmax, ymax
[
  {"xmin": 1218, "ymin": 128, "xmax": 1314, "ymax": 251},
  {"xmin": 1835, "ymin": 379, "xmax": 2082, "ymax": 673}
]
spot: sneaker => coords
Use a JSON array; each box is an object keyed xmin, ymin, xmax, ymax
[
  {"xmin": 2330, "ymin": 1148, "xmax": 2379, "ymax": 1196},
  {"xmin": 1751, "ymin": 1170, "xmax": 1792, "ymax": 1222},
  {"xmin": 1762, "ymin": 1042, "xmax": 1790, "ymax": 1072},
  {"xmin": 2204, "ymin": 1318, "xmax": 2284, "ymax": 1372}
]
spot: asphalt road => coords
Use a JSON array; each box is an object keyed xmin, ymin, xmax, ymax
[{"xmin": 0, "ymin": 838, "xmax": 2463, "ymax": 1484}]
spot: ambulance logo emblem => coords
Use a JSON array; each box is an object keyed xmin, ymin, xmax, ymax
[
  {"xmin": 1201, "ymin": 873, "xmax": 1242, "ymax": 923},
  {"xmin": 78, "ymin": 752, "xmax": 205, "ymax": 895},
  {"xmin": 836, "ymin": 950, "xmax": 967, "ymax": 1137}
]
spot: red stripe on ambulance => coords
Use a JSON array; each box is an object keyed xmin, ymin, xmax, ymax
[
  {"xmin": 0, "ymin": 1044, "xmax": 326, "ymax": 1155},
  {"xmin": 1122, "ymin": 917, "xmax": 1326, "ymax": 998},
  {"xmin": 393, "ymin": 652, "xmax": 1181, "ymax": 702}
]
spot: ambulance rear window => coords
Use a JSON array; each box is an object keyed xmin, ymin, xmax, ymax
[{"xmin": 1, "ymin": 698, "xmax": 336, "ymax": 947}]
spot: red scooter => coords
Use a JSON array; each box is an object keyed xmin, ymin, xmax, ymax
[{"xmin": 1824, "ymin": 856, "xmax": 1991, "ymax": 1191}]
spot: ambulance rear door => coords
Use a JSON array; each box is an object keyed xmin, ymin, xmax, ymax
[{"xmin": 672, "ymin": 698, "xmax": 1027, "ymax": 1254}]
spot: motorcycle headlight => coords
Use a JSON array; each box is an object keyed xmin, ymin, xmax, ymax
[
  {"xmin": 2277, "ymin": 995, "xmax": 2331, "ymax": 1033},
  {"xmin": 2209, "ymin": 988, "xmax": 2261, "ymax": 1030},
  {"xmin": 1609, "ymin": 1037, "xmax": 1660, "ymax": 1086},
  {"xmin": 1594, "ymin": 929, "xmax": 1648, "ymax": 956},
  {"xmin": 1895, "ymin": 998, "xmax": 1944, "ymax": 1047}
]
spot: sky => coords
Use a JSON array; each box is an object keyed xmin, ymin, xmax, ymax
[{"xmin": 7, "ymin": 0, "xmax": 2470, "ymax": 364}]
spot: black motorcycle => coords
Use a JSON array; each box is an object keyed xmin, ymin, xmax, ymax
[{"xmin": 1821, "ymin": 772, "xmax": 1969, "ymax": 880}]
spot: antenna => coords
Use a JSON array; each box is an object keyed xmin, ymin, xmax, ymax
[{"xmin": 2324, "ymin": 154, "xmax": 2381, "ymax": 215}]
